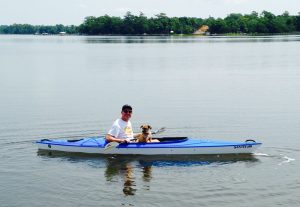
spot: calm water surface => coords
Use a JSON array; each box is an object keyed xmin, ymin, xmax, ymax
[{"xmin": 0, "ymin": 35, "xmax": 299, "ymax": 207}]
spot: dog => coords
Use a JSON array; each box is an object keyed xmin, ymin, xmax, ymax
[
  {"xmin": 135, "ymin": 124, "xmax": 160, "ymax": 143},
  {"xmin": 136, "ymin": 124, "xmax": 153, "ymax": 143}
]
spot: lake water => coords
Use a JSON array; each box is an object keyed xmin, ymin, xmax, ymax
[{"xmin": 0, "ymin": 35, "xmax": 299, "ymax": 207}]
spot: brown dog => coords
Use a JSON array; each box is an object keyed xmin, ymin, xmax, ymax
[
  {"xmin": 136, "ymin": 124, "xmax": 153, "ymax": 143},
  {"xmin": 135, "ymin": 125, "xmax": 160, "ymax": 143}
]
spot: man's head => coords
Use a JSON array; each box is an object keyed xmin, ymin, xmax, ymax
[{"xmin": 121, "ymin": 104, "xmax": 132, "ymax": 122}]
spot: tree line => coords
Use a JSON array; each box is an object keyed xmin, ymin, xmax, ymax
[
  {"xmin": 1, "ymin": 11, "xmax": 300, "ymax": 35},
  {"xmin": 0, "ymin": 24, "xmax": 78, "ymax": 35},
  {"xmin": 78, "ymin": 12, "xmax": 202, "ymax": 35}
]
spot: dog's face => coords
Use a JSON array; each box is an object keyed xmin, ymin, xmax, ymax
[{"xmin": 140, "ymin": 124, "xmax": 152, "ymax": 134}]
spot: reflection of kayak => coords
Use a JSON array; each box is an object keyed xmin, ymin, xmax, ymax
[
  {"xmin": 36, "ymin": 136, "xmax": 262, "ymax": 155},
  {"xmin": 37, "ymin": 151, "xmax": 260, "ymax": 167}
]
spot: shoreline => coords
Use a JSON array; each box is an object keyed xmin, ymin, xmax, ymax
[{"xmin": 1, "ymin": 32, "xmax": 300, "ymax": 37}]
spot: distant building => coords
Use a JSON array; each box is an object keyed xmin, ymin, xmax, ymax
[
  {"xmin": 193, "ymin": 25, "xmax": 209, "ymax": 35},
  {"xmin": 59, "ymin": 32, "xmax": 66, "ymax": 35}
]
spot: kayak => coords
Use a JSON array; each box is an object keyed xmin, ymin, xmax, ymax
[{"xmin": 36, "ymin": 136, "xmax": 262, "ymax": 155}]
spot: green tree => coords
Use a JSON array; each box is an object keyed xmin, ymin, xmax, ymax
[
  {"xmin": 224, "ymin": 13, "xmax": 245, "ymax": 33},
  {"xmin": 122, "ymin": 12, "xmax": 135, "ymax": 34},
  {"xmin": 296, "ymin": 13, "xmax": 300, "ymax": 31},
  {"xmin": 209, "ymin": 18, "xmax": 228, "ymax": 34}
]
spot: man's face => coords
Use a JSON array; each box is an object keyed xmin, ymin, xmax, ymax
[{"xmin": 121, "ymin": 109, "xmax": 132, "ymax": 121}]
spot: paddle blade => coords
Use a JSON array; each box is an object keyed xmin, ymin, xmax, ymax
[
  {"xmin": 104, "ymin": 142, "xmax": 119, "ymax": 151},
  {"xmin": 152, "ymin": 127, "xmax": 166, "ymax": 135}
]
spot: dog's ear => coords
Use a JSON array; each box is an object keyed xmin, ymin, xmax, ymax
[
  {"xmin": 140, "ymin": 125, "xmax": 143, "ymax": 129},
  {"xmin": 149, "ymin": 125, "xmax": 152, "ymax": 129}
]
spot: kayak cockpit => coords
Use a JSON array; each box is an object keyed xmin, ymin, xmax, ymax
[
  {"xmin": 155, "ymin": 137, "xmax": 188, "ymax": 143},
  {"xmin": 64, "ymin": 136, "xmax": 189, "ymax": 144}
]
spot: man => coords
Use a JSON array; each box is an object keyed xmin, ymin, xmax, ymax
[{"xmin": 106, "ymin": 104, "xmax": 134, "ymax": 143}]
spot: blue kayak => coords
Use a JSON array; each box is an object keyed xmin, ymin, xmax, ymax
[{"xmin": 37, "ymin": 136, "xmax": 262, "ymax": 155}]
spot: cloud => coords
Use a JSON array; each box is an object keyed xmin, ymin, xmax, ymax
[
  {"xmin": 79, "ymin": 3, "xmax": 88, "ymax": 9},
  {"xmin": 115, "ymin": 8, "xmax": 132, "ymax": 13},
  {"xmin": 224, "ymin": 0, "xmax": 250, "ymax": 4}
]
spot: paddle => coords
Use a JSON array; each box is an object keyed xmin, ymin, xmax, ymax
[
  {"xmin": 152, "ymin": 127, "xmax": 166, "ymax": 135},
  {"xmin": 104, "ymin": 141, "xmax": 120, "ymax": 151},
  {"xmin": 104, "ymin": 127, "xmax": 166, "ymax": 151}
]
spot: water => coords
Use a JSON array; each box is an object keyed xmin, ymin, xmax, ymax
[{"xmin": 0, "ymin": 35, "xmax": 299, "ymax": 207}]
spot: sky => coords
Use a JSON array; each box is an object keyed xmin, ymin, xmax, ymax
[{"xmin": 0, "ymin": 0, "xmax": 299, "ymax": 25}]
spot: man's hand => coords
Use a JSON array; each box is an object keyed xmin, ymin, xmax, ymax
[{"xmin": 120, "ymin": 139, "xmax": 129, "ymax": 144}]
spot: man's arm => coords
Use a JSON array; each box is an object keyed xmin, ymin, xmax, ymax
[{"xmin": 106, "ymin": 134, "xmax": 127, "ymax": 143}]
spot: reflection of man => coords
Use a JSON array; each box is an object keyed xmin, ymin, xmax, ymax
[
  {"xmin": 123, "ymin": 163, "xmax": 136, "ymax": 196},
  {"xmin": 105, "ymin": 158, "xmax": 136, "ymax": 196},
  {"xmin": 104, "ymin": 158, "xmax": 154, "ymax": 196},
  {"xmin": 106, "ymin": 105, "xmax": 134, "ymax": 143}
]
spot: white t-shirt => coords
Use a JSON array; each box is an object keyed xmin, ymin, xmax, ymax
[{"xmin": 107, "ymin": 118, "xmax": 134, "ymax": 140}]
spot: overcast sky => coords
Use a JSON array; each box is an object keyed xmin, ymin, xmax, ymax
[{"xmin": 1, "ymin": 0, "xmax": 299, "ymax": 25}]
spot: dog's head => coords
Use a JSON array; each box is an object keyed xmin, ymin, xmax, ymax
[{"xmin": 140, "ymin": 124, "xmax": 152, "ymax": 134}]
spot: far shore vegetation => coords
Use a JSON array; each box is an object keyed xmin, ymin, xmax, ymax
[{"xmin": 1, "ymin": 11, "xmax": 300, "ymax": 36}]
